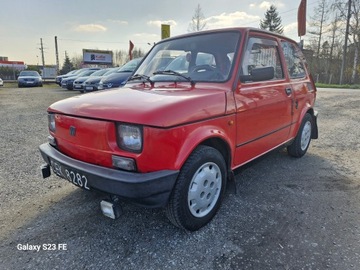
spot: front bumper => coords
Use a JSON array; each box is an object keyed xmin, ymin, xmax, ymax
[{"xmin": 39, "ymin": 143, "xmax": 179, "ymax": 208}]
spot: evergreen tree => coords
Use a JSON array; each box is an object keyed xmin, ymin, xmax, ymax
[
  {"xmin": 260, "ymin": 5, "xmax": 284, "ymax": 34},
  {"xmin": 60, "ymin": 54, "xmax": 74, "ymax": 75}
]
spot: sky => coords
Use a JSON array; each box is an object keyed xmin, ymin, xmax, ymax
[{"xmin": 0, "ymin": 0, "xmax": 321, "ymax": 66}]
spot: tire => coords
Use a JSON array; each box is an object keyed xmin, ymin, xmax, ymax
[
  {"xmin": 166, "ymin": 145, "xmax": 227, "ymax": 231},
  {"xmin": 287, "ymin": 113, "xmax": 313, "ymax": 157}
]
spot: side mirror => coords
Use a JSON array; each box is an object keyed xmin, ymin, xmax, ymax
[{"xmin": 240, "ymin": 66, "xmax": 275, "ymax": 83}]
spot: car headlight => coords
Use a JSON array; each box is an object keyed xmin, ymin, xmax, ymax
[
  {"xmin": 48, "ymin": 113, "xmax": 56, "ymax": 132},
  {"xmin": 98, "ymin": 82, "xmax": 104, "ymax": 90},
  {"xmin": 116, "ymin": 124, "xmax": 142, "ymax": 152}
]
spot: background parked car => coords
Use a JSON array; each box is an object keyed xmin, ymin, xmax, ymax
[
  {"xmin": 55, "ymin": 69, "xmax": 79, "ymax": 86},
  {"xmin": 73, "ymin": 68, "xmax": 111, "ymax": 91},
  {"xmin": 0, "ymin": 78, "xmax": 3, "ymax": 87},
  {"xmin": 17, "ymin": 70, "xmax": 42, "ymax": 88},
  {"xmin": 97, "ymin": 58, "xmax": 142, "ymax": 90},
  {"xmin": 61, "ymin": 68, "xmax": 100, "ymax": 90},
  {"xmin": 82, "ymin": 67, "xmax": 118, "ymax": 93}
]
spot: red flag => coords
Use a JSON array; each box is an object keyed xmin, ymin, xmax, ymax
[
  {"xmin": 129, "ymin": 40, "xmax": 134, "ymax": 60},
  {"xmin": 298, "ymin": 0, "xmax": 307, "ymax": 37}
]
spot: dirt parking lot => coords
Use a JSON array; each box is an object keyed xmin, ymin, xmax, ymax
[{"xmin": 0, "ymin": 86, "xmax": 359, "ymax": 269}]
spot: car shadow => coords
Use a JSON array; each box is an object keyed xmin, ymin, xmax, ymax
[{"xmin": 2, "ymin": 147, "xmax": 359, "ymax": 269}]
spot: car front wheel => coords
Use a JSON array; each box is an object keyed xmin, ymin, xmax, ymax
[{"xmin": 166, "ymin": 145, "xmax": 227, "ymax": 231}]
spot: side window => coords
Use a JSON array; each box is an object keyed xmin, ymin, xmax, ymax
[
  {"xmin": 281, "ymin": 41, "xmax": 306, "ymax": 79},
  {"xmin": 241, "ymin": 37, "xmax": 284, "ymax": 81}
]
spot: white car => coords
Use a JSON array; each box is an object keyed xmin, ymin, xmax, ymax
[{"xmin": 0, "ymin": 78, "xmax": 3, "ymax": 87}]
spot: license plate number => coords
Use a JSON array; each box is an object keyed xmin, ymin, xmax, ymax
[{"xmin": 50, "ymin": 159, "xmax": 90, "ymax": 190}]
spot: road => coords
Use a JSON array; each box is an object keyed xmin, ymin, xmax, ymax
[{"xmin": 0, "ymin": 86, "xmax": 359, "ymax": 269}]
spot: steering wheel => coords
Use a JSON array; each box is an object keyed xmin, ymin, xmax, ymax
[
  {"xmin": 190, "ymin": 65, "xmax": 224, "ymax": 80},
  {"xmin": 190, "ymin": 65, "xmax": 216, "ymax": 73}
]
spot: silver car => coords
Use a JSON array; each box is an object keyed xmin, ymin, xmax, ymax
[{"xmin": 17, "ymin": 70, "xmax": 43, "ymax": 88}]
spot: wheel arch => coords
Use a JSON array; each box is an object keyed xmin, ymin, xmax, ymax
[
  {"xmin": 174, "ymin": 128, "xmax": 234, "ymax": 181},
  {"xmin": 295, "ymin": 105, "xmax": 318, "ymax": 140}
]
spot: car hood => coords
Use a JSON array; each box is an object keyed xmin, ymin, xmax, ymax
[
  {"xmin": 74, "ymin": 76, "xmax": 91, "ymax": 82},
  {"xmin": 101, "ymin": 72, "xmax": 132, "ymax": 84},
  {"xmin": 62, "ymin": 75, "xmax": 78, "ymax": 82},
  {"xmin": 48, "ymin": 85, "xmax": 226, "ymax": 127},
  {"xmin": 18, "ymin": 76, "xmax": 41, "ymax": 79},
  {"xmin": 84, "ymin": 77, "xmax": 102, "ymax": 83}
]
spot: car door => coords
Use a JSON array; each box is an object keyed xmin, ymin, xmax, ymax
[
  {"xmin": 280, "ymin": 40, "xmax": 315, "ymax": 136},
  {"xmin": 233, "ymin": 34, "xmax": 293, "ymax": 166}
]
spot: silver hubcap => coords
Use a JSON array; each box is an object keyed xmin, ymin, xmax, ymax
[
  {"xmin": 301, "ymin": 121, "xmax": 312, "ymax": 151},
  {"xmin": 188, "ymin": 162, "xmax": 222, "ymax": 218}
]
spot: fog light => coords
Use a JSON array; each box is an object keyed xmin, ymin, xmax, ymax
[
  {"xmin": 112, "ymin": 155, "xmax": 136, "ymax": 171},
  {"xmin": 100, "ymin": 200, "xmax": 122, "ymax": 219}
]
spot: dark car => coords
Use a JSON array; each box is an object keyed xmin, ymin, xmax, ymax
[
  {"xmin": 17, "ymin": 70, "xmax": 43, "ymax": 87},
  {"xmin": 97, "ymin": 58, "xmax": 142, "ymax": 90},
  {"xmin": 73, "ymin": 68, "xmax": 110, "ymax": 91},
  {"xmin": 55, "ymin": 70, "xmax": 79, "ymax": 86},
  {"xmin": 61, "ymin": 68, "xmax": 100, "ymax": 90},
  {"xmin": 82, "ymin": 68, "xmax": 118, "ymax": 93}
]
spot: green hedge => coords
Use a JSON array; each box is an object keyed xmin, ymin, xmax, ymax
[{"xmin": 316, "ymin": 83, "xmax": 360, "ymax": 89}]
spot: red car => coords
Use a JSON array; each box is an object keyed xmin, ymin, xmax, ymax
[{"xmin": 40, "ymin": 27, "xmax": 318, "ymax": 231}]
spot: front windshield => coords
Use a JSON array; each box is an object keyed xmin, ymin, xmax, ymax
[
  {"xmin": 91, "ymin": 69, "xmax": 109, "ymax": 76},
  {"xmin": 118, "ymin": 58, "xmax": 142, "ymax": 72},
  {"xmin": 20, "ymin": 71, "xmax": 40, "ymax": 77},
  {"xmin": 134, "ymin": 31, "xmax": 240, "ymax": 83}
]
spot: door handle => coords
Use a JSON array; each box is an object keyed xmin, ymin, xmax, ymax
[{"xmin": 285, "ymin": 88, "xmax": 292, "ymax": 96}]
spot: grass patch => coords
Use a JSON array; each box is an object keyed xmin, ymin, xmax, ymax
[
  {"xmin": 1, "ymin": 81, "xmax": 59, "ymax": 88},
  {"xmin": 316, "ymin": 83, "xmax": 360, "ymax": 89}
]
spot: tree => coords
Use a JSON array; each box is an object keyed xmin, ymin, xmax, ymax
[
  {"xmin": 260, "ymin": 5, "xmax": 284, "ymax": 34},
  {"xmin": 335, "ymin": 0, "xmax": 360, "ymax": 84},
  {"xmin": 188, "ymin": 4, "xmax": 207, "ymax": 32},
  {"xmin": 60, "ymin": 54, "xmax": 74, "ymax": 75},
  {"xmin": 308, "ymin": 0, "xmax": 330, "ymax": 60}
]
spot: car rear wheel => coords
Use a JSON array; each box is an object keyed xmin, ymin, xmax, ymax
[
  {"xmin": 287, "ymin": 113, "xmax": 313, "ymax": 157},
  {"xmin": 166, "ymin": 145, "xmax": 227, "ymax": 231}
]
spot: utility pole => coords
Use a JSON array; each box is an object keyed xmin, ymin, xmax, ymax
[
  {"xmin": 340, "ymin": 0, "xmax": 352, "ymax": 85},
  {"xmin": 40, "ymin": 38, "xmax": 45, "ymax": 71},
  {"xmin": 55, "ymin": 36, "xmax": 60, "ymax": 74}
]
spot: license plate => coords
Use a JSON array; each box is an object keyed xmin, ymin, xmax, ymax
[
  {"xmin": 74, "ymin": 85, "xmax": 81, "ymax": 89},
  {"xmin": 85, "ymin": 86, "xmax": 93, "ymax": 90},
  {"xmin": 50, "ymin": 159, "xmax": 90, "ymax": 190}
]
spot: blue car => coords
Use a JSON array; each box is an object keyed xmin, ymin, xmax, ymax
[
  {"xmin": 97, "ymin": 58, "xmax": 142, "ymax": 90},
  {"xmin": 61, "ymin": 68, "xmax": 100, "ymax": 90}
]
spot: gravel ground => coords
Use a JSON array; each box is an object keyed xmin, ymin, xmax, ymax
[{"xmin": 0, "ymin": 86, "xmax": 359, "ymax": 270}]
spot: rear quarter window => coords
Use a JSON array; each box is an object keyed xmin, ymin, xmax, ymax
[{"xmin": 281, "ymin": 41, "xmax": 307, "ymax": 79}]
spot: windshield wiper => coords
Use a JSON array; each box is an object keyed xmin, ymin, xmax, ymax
[
  {"xmin": 128, "ymin": 74, "xmax": 154, "ymax": 85},
  {"xmin": 153, "ymin": 70, "xmax": 195, "ymax": 86}
]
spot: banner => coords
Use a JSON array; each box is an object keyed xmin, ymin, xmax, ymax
[
  {"xmin": 298, "ymin": 0, "xmax": 307, "ymax": 37},
  {"xmin": 129, "ymin": 40, "xmax": 134, "ymax": 60},
  {"xmin": 83, "ymin": 49, "xmax": 112, "ymax": 64}
]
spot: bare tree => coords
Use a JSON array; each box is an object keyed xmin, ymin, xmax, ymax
[
  {"xmin": 336, "ymin": 0, "xmax": 360, "ymax": 84},
  {"xmin": 349, "ymin": 0, "xmax": 360, "ymax": 83},
  {"xmin": 188, "ymin": 4, "xmax": 207, "ymax": 32},
  {"xmin": 308, "ymin": 0, "xmax": 330, "ymax": 59}
]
